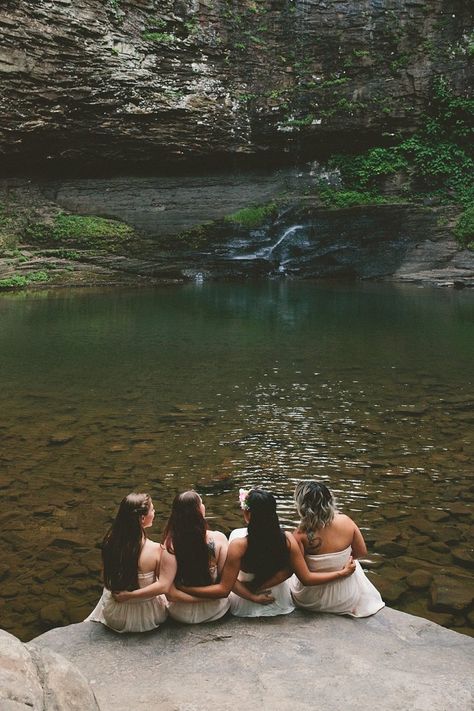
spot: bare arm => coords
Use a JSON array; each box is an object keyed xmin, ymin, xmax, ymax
[
  {"xmin": 253, "ymin": 567, "xmax": 292, "ymax": 592},
  {"xmin": 351, "ymin": 524, "xmax": 368, "ymax": 559},
  {"xmin": 113, "ymin": 549, "xmax": 177, "ymax": 602},
  {"xmin": 232, "ymin": 579, "xmax": 274, "ymax": 605},
  {"xmin": 288, "ymin": 534, "xmax": 356, "ymax": 585},
  {"xmin": 179, "ymin": 538, "xmax": 245, "ymax": 599},
  {"xmin": 165, "ymin": 583, "xmax": 203, "ymax": 603}
]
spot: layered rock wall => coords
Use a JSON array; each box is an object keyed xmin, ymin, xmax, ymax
[{"xmin": 0, "ymin": 0, "xmax": 471, "ymax": 169}]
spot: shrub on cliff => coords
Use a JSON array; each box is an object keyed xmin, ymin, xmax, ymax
[
  {"xmin": 454, "ymin": 206, "xmax": 474, "ymax": 250},
  {"xmin": 328, "ymin": 78, "xmax": 474, "ymax": 207}
]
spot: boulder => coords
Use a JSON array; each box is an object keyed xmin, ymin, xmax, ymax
[
  {"xmin": 33, "ymin": 608, "xmax": 474, "ymax": 711},
  {"xmin": 0, "ymin": 629, "xmax": 99, "ymax": 710}
]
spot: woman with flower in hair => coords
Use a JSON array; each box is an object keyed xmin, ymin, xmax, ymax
[
  {"xmin": 86, "ymin": 492, "xmax": 175, "ymax": 632},
  {"xmin": 114, "ymin": 491, "xmax": 233, "ymax": 624},
  {"xmin": 290, "ymin": 481, "xmax": 384, "ymax": 617},
  {"xmin": 179, "ymin": 488, "xmax": 356, "ymax": 618}
]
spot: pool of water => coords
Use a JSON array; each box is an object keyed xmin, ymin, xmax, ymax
[{"xmin": 0, "ymin": 281, "xmax": 472, "ymax": 640}]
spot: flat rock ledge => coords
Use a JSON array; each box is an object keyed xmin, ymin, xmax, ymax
[
  {"xmin": 32, "ymin": 608, "xmax": 473, "ymax": 711},
  {"xmin": 0, "ymin": 629, "xmax": 99, "ymax": 710}
]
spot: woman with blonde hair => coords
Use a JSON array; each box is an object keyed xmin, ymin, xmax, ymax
[
  {"xmin": 86, "ymin": 492, "xmax": 175, "ymax": 632},
  {"xmin": 290, "ymin": 481, "xmax": 384, "ymax": 617}
]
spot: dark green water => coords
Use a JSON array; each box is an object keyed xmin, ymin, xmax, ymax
[{"xmin": 0, "ymin": 282, "xmax": 473, "ymax": 640}]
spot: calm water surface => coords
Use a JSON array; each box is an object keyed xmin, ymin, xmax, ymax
[{"xmin": 0, "ymin": 282, "xmax": 473, "ymax": 640}]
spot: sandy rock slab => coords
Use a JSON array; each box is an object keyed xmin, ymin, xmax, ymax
[
  {"xmin": 33, "ymin": 608, "xmax": 473, "ymax": 711},
  {"xmin": 0, "ymin": 629, "xmax": 99, "ymax": 710}
]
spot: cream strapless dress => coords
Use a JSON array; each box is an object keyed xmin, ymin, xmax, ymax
[
  {"xmin": 289, "ymin": 545, "xmax": 384, "ymax": 617},
  {"xmin": 228, "ymin": 527, "xmax": 295, "ymax": 618},
  {"xmin": 86, "ymin": 571, "xmax": 168, "ymax": 632},
  {"xmin": 167, "ymin": 534, "xmax": 230, "ymax": 624}
]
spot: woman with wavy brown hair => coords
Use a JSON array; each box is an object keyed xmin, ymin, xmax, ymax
[
  {"xmin": 115, "ymin": 491, "xmax": 231, "ymax": 624},
  {"xmin": 86, "ymin": 492, "xmax": 175, "ymax": 632}
]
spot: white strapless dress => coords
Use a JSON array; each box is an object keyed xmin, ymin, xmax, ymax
[
  {"xmin": 228, "ymin": 528, "xmax": 295, "ymax": 618},
  {"xmin": 289, "ymin": 545, "xmax": 384, "ymax": 617},
  {"xmin": 86, "ymin": 571, "xmax": 168, "ymax": 632}
]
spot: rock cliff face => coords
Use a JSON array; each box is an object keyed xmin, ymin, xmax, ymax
[{"xmin": 0, "ymin": 0, "xmax": 471, "ymax": 170}]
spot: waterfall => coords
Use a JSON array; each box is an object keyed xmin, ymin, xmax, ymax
[
  {"xmin": 231, "ymin": 224, "xmax": 305, "ymax": 272},
  {"xmin": 266, "ymin": 225, "xmax": 304, "ymax": 256}
]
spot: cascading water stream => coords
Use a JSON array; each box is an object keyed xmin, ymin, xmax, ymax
[
  {"xmin": 266, "ymin": 224, "xmax": 304, "ymax": 257},
  {"xmin": 231, "ymin": 224, "xmax": 305, "ymax": 270}
]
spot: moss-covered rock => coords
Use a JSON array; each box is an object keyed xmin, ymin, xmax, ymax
[{"xmin": 25, "ymin": 214, "xmax": 135, "ymax": 252}]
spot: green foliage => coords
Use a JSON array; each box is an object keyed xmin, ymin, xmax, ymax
[
  {"xmin": 146, "ymin": 17, "xmax": 167, "ymax": 31},
  {"xmin": 0, "ymin": 204, "xmax": 21, "ymax": 252},
  {"xmin": 454, "ymin": 206, "xmax": 474, "ymax": 250},
  {"xmin": 142, "ymin": 32, "xmax": 176, "ymax": 44},
  {"xmin": 0, "ymin": 271, "xmax": 50, "ymax": 290},
  {"xmin": 330, "ymin": 78, "xmax": 474, "ymax": 206},
  {"xmin": 318, "ymin": 187, "xmax": 391, "ymax": 208},
  {"xmin": 469, "ymin": 33, "xmax": 474, "ymax": 57},
  {"xmin": 224, "ymin": 203, "xmax": 277, "ymax": 228},
  {"xmin": 320, "ymin": 77, "xmax": 349, "ymax": 88},
  {"xmin": 332, "ymin": 148, "xmax": 409, "ymax": 188},
  {"xmin": 285, "ymin": 114, "xmax": 314, "ymax": 127},
  {"xmin": 25, "ymin": 214, "xmax": 134, "ymax": 251},
  {"xmin": 38, "ymin": 248, "xmax": 82, "ymax": 260}
]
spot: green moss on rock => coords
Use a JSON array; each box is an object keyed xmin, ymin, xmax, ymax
[
  {"xmin": 25, "ymin": 214, "xmax": 134, "ymax": 252},
  {"xmin": 0, "ymin": 271, "xmax": 50, "ymax": 290},
  {"xmin": 224, "ymin": 203, "xmax": 277, "ymax": 228}
]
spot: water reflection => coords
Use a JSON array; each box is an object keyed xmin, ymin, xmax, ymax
[{"xmin": 0, "ymin": 282, "xmax": 472, "ymax": 640}]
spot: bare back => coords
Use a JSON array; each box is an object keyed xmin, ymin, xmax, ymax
[
  {"xmin": 293, "ymin": 514, "xmax": 367, "ymax": 558},
  {"xmin": 138, "ymin": 538, "xmax": 162, "ymax": 575}
]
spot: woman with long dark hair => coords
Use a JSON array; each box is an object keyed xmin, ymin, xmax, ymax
[
  {"xmin": 86, "ymin": 492, "xmax": 176, "ymax": 632},
  {"xmin": 179, "ymin": 488, "xmax": 356, "ymax": 618},
  {"xmin": 114, "ymin": 491, "xmax": 232, "ymax": 623},
  {"xmin": 290, "ymin": 481, "xmax": 384, "ymax": 617}
]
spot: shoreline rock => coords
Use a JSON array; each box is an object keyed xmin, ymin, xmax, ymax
[
  {"xmin": 0, "ymin": 629, "xmax": 99, "ymax": 710},
  {"xmin": 1, "ymin": 177, "xmax": 473, "ymax": 290},
  {"xmin": 32, "ymin": 608, "xmax": 474, "ymax": 711}
]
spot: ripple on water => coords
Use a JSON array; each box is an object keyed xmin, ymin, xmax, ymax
[{"xmin": 0, "ymin": 283, "xmax": 473, "ymax": 639}]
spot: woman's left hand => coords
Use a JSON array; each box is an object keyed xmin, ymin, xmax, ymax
[{"xmin": 252, "ymin": 590, "xmax": 275, "ymax": 605}]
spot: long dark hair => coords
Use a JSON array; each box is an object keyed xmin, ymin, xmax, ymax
[
  {"xmin": 242, "ymin": 489, "xmax": 290, "ymax": 587},
  {"xmin": 162, "ymin": 491, "xmax": 212, "ymax": 586},
  {"xmin": 102, "ymin": 492, "xmax": 151, "ymax": 591}
]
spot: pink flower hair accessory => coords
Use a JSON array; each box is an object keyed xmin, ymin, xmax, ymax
[{"xmin": 239, "ymin": 488, "xmax": 250, "ymax": 511}]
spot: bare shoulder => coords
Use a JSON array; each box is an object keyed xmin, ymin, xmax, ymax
[
  {"xmin": 334, "ymin": 513, "xmax": 357, "ymax": 530},
  {"xmin": 209, "ymin": 530, "xmax": 229, "ymax": 545},
  {"xmin": 229, "ymin": 536, "xmax": 248, "ymax": 554},
  {"xmin": 148, "ymin": 539, "xmax": 163, "ymax": 556}
]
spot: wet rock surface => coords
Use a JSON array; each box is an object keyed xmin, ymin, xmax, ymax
[
  {"xmin": 0, "ymin": 629, "xmax": 99, "ymax": 710},
  {"xmin": 1, "ymin": 178, "xmax": 472, "ymax": 288},
  {"xmin": 33, "ymin": 610, "xmax": 474, "ymax": 711}
]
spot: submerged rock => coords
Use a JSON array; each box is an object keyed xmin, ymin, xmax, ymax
[{"xmin": 430, "ymin": 575, "xmax": 474, "ymax": 612}]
